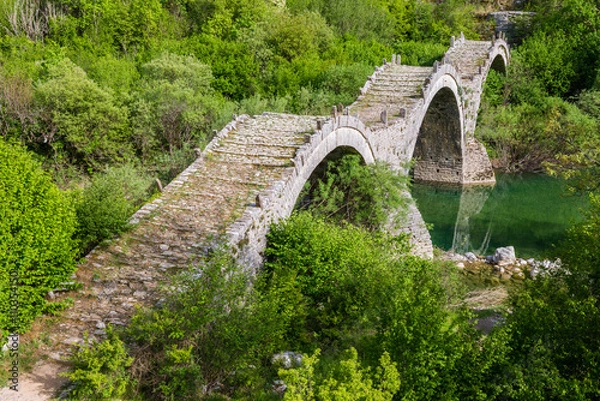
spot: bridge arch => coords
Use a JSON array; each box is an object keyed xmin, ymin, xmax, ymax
[
  {"xmin": 410, "ymin": 65, "xmax": 466, "ymax": 183},
  {"xmin": 487, "ymin": 41, "xmax": 510, "ymax": 76},
  {"xmin": 228, "ymin": 116, "xmax": 377, "ymax": 269}
]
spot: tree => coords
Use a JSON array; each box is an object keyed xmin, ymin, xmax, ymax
[
  {"xmin": 131, "ymin": 52, "xmax": 219, "ymax": 158},
  {"xmin": 34, "ymin": 58, "xmax": 132, "ymax": 170}
]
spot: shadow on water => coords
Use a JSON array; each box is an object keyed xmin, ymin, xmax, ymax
[{"xmin": 412, "ymin": 173, "xmax": 590, "ymax": 258}]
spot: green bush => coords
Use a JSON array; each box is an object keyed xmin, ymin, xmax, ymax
[
  {"xmin": 372, "ymin": 256, "xmax": 481, "ymax": 400},
  {"xmin": 288, "ymin": 0, "xmax": 395, "ymax": 43},
  {"xmin": 131, "ymin": 52, "xmax": 221, "ymax": 158},
  {"xmin": 65, "ymin": 326, "xmax": 134, "ymax": 400},
  {"xmin": 507, "ymin": 30, "xmax": 577, "ymax": 103},
  {"xmin": 34, "ymin": 58, "xmax": 132, "ymax": 170},
  {"xmin": 299, "ymin": 154, "xmax": 409, "ymax": 231},
  {"xmin": 262, "ymin": 212, "xmax": 410, "ymax": 347},
  {"xmin": 125, "ymin": 250, "xmax": 289, "ymax": 400},
  {"xmin": 477, "ymin": 95, "xmax": 597, "ymax": 172},
  {"xmin": 75, "ymin": 164, "xmax": 153, "ymax": 254},
  {"xmin": 279, "ymin": 348, "xmax": 400, "ymax": 401},
  {"xmin": 0, "ymin": 139, "xmax": 77, "ymax": 334}
]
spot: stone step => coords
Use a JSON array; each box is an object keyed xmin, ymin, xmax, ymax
[
  {"xmin": 362, "ymin": 91, "xmax": 422, "ymax": 100},
  {"xmin": 370, "ymin": 84, "xmax": 422, "ymax": 94},
  {"xmin": 214, "ymin": 143, "xmax": 299, "ymax": 158}
]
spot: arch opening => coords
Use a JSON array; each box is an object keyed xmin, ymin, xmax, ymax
[
  {"xmin": 490, "ymin": 54, "xmax": 507, "ymax": 75},
  {"xmin": 295, "ymin": 146, "xmax": 366, "ymax": 211},
  {"xmin": 413, "ymin": 87, "xmax": 463, "ymax": 183}
]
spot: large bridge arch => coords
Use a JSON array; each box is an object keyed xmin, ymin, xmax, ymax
[
  {"xmin": 488, "ymin": 40, "xmax": 510, "ymax": 76},
  {"xmin": 410, "ymin": 66, "xmax": 466, "ymax": 183}
]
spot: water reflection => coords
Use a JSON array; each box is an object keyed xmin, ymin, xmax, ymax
[
  {"xmin": 412, "ymin": 173, "xmax": 588, "ymax": 258},
  {"xmin": 452, "ymin": 185, "xmax": 493, "ymax": 255}
]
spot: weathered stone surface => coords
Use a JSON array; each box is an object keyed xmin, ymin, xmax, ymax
[{"xmin": 493, "ymin": 246, "xmax": 517, "ymax": 266}]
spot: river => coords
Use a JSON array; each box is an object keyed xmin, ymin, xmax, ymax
[{"xmin": 411, "ymin": 173, "xmax": 589, "ymax": 259}]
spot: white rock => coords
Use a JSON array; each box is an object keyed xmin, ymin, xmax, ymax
[
  {"xmin": 464, "ymin": 252, "xmax": 478, "ymax": 262},
  {"xmin": 456, "ymin": 262, "xmax": 465, "ymax": 269},
  {"xmin": 493, "ymin": 246, "xmax": 516, "ymax": 266},
  {"xmin": 272, "ymin": 351, "xmax": 303, "ymax": 369}
]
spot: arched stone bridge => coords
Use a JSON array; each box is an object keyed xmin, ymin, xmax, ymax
[{"xmin": 51, "ymin": 34, "xmax": 509, "ymax": 349}]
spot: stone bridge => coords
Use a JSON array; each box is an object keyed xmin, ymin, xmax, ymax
[{"xmin": 49, "ymin": 33, "xmax": 509, "ymax": 350}]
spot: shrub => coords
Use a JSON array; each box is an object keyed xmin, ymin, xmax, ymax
[
  {"xmin": 0, "ymin": 139, "xmax": 77, "ymax": 334},
  {"xmin": 131, "ymin": 52, "xmax": 219, "ymax": 158},
  {"xmin": 125, "ymin": 250, "xmax": 289, "ymax": 400},
  {"xmin": 373, "ymin": 256, "xmax": 479, "ymax": 400},
  {"xmin": 299, "ymin": 154, "xmax": 409, "ymax": 231},
  {"xmin": 262, "ymin": 212, "xmax": 410, "ymax": 347},
  {"xmin": 34, "ymin": 58, "xmax": 132, "ymax": 170},
  {"xmin": 75, "ymin": 164, "xmax": 153, "ymax": 254},
  {"xmin": 65, "ymin": 326, "xmax": 134, "ymax": 400},
  {"xmin": 279, "ymin": 348, "xmax": 400, "ymax": 401}
]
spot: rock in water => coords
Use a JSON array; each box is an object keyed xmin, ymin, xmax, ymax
[{"xmin": 493, "ymin": 246, "xmax": 516, "ymax": 266}]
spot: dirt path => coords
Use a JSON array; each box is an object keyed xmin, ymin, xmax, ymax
[{"xmin": 0, "ymin": 360, "xmax": 68, "ymax": 400}]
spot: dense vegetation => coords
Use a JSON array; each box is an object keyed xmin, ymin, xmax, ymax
[
  {"xmin": 64, "ymin": 155, "xmax": 600, "ymax": 400},
  {"xmin": 476, "ymin": 0, "xmax": 600, "ymax": 176},
  {"xmin": 0, "ymin": 0, "xmax": 599, "ymax": 399}
]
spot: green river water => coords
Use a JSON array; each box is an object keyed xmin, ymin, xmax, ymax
[{"xmin": 411, "ymin": 173, "xmax": 590, "ymax": 259}]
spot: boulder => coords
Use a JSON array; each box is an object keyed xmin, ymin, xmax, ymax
[
  {"xmin": 464, "ymin": 252, "xmax": 478, "ymax": 262},
  {"xmin": 493, "ymin": 246, "xmax": 516, "ymax": 266},
  {"xmin": 272, "ymin": 351, "xmax": 303, "ymax": 369}
]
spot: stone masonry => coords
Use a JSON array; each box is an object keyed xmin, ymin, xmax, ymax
[{"xmin": 45, "ymin": 34, "xmax": 510, "ymax": 356}]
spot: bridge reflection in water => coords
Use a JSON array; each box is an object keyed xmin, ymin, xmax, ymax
[
  {"xmin": 412, "ymin": 173, "xmax": 589, "ymax": 258},
  {"xmin": 452, "ymin": 185, "xmax": 494, "ymax": 255},
  {"xmin": 412, "ymin": 182, "xmax": 494, "ymax": 256}
]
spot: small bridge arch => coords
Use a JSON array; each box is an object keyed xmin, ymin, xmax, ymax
[{"xmin": 228, "ymin": 115, "xmax": 377, "ymax": 269}]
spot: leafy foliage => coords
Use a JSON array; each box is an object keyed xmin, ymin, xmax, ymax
[
  {"xmin": 299, "ymin": 154, "xmax": 409, "ymax": 231},
  {"xmin": 65, "ymin": 326, "xmax": 134, "ymax": 400},
  {"xmin": 262, "ymin": 212, "xmax": 410, "ymax": 347},
  {"xmin": 34, "ymin": 58, "xmax": 132, "ymax": 170},
  {"xmin": 131, "ymin": 52, "xmax": 219, "ymax": 158},
  {"xmin": 280, "ymin": 348, "xmax": 400, "ymax": 401},
  {"xmin": 124, "ymin": 250, "xmax": 290, "ymax": 400},
  {"xmin": 0, "ymin": 139, "xmax": 77, "ymax": 334},
  {"xmin": 75, "ymin": 164, "xmax": 153, "ymax": 253}
]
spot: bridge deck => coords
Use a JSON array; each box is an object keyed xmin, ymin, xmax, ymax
[
  {"xmin": 50, "ymin": 114, "xmax": 318, "ymax": 352},
  {"xmin": 352, "ymin": 65, "xmax": 431, "ymax": 127},
  {"xmin": 446, "ymin": 40, "xmax": 493, "ymax": 78}
]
